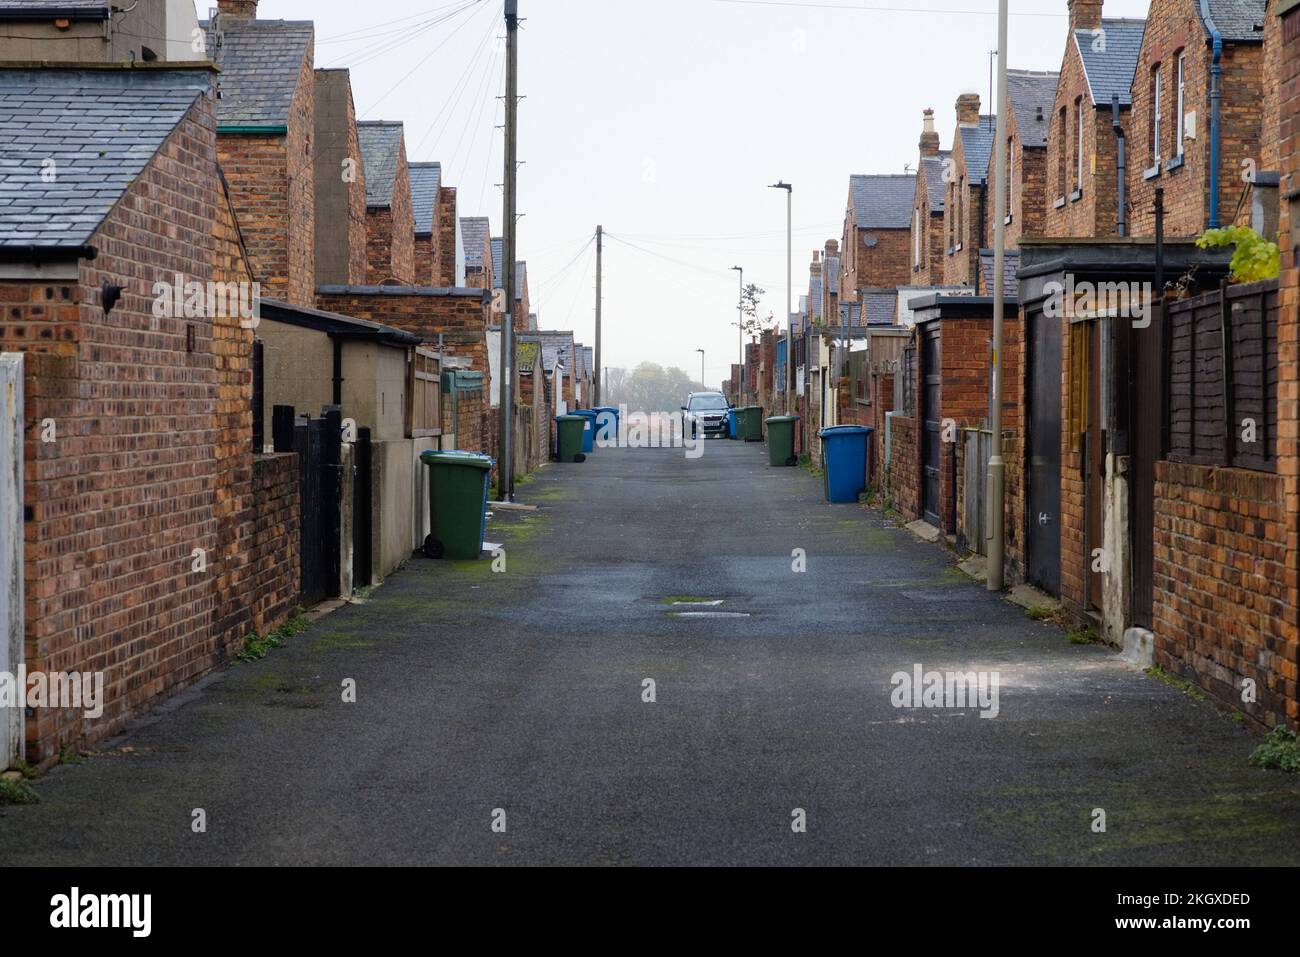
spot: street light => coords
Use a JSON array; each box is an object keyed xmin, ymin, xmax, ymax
[
  {"xmin": 696, "ymin": 348, "xmax": 706, "ymax": 391},
  {"xmin": 769, "ymin": 182, "xmax": 792, "ymax": 414},
  {"xmin": 730, "ymin": 265, "xmax": 743, "ymax": 399}
]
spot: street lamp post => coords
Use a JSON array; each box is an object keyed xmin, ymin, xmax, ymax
[
  {"xmin": 770, "ymin": 182, "xmax": 792, "ymax": 414},
  {"xmin": 696, "ymin": 348, "xmax": 705, "ymax": 392},
  {"xmin": 987, "ymin": 0, "xmax": 1009, "ymax": 591},
  {"xmin": 731, "ymin": 265, "xmax": 743, "ymax": 401}
]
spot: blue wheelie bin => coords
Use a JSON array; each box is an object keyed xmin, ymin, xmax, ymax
[
  {"xmin": 592, "ymin": 406, "xmax": 620, "ymax": 445},
  {"xmin": 572, "ymin": 410, "xmax": 598, "ymax": 454},
  {"xmin": 818, "ymin": 425, "xmax": 873, "ymax": 503},
  {"xmin": 727, "ymin": 407, "xmax": 738, "ymax": 439}
]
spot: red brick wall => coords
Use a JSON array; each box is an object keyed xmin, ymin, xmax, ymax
[
  {"xmin": 414, "ymin": 235, "xmax": 436, "ymax": 286},
  {"xmin": 436, "ymin": 186, "xmax": 458, "ymax": 286},
  {"xmin": 1128, "ymin": 0, "xmax": 1264, "ymax": 237},
  {"xmin": 1277, "ymin": 0, "xmax": 1299, "ymax": 727},
  {"xmin": 888, "ymin": 414, "xmax": 919, "ymax": 519},
  {"xmin": 13, "ymin": 97, "xmax": 229, "ymax": 763},
  {"xmin": 316, "ymin": 288, "xmax": 490, "ymax": 373},
  {"xmin": 913, "ymin": 169, "xmax": 947, "ymax": 284},
  {"xmin": 1153, "ymin": 462, "xmax": 1292, "ymax": 729},
  {"xmin": 248, "ymin": 453, "xmax": 301, "ymax": 633}
]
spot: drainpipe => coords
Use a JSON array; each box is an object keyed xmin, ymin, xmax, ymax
[
  {"xmin": 976, "ymin": 180, "xmax": 987, "ymax": 295},
  {"xmin": 331, "ymin": 336, "xmax": 343, "ymax": 406},
  {"xmin": 1112, "ymin": 95, "xmax": 1128, "ymax": 237},
  {"xmin": 1199, "ymin": 0, "xmax": 1224, "ymax": 228}
]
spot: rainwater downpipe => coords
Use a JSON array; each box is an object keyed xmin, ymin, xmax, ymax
[
  {"xmin": 1199, "ymin": 0, "xmax": 1224, "ymax": 228},
  {"xmin": 1112, "ymin": 95, "xmax": 1128, "ymax": 237}
]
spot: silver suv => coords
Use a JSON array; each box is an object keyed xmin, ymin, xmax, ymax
[{"xmin": 683, "ymin": 391, "xmax": 731, "ymax": 439}]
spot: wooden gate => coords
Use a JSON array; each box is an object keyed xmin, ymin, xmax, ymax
[
  {"xmin": 920, "ymin": 325, "xmax": 942, "ymax": 527},
  {"xmin": 1, "ymin": 354, "xmax": 22, "ymax": 769},
  {"xmin": 1026, "ymin": 305, "xmax": 1062, "ymax": 595},
  {"xmin": 962, "ymin": 427, "xmax": 993, "ymax": 555}
]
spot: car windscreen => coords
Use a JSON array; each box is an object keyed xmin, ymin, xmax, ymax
[{"xmin": 688, "ymin": 396, "xmax": 728, "ymax": 411}]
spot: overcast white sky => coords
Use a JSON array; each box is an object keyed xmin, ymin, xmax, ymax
[{"xmin": 250, "ymin": 0, "xmax": 1150, "ymax": 387}]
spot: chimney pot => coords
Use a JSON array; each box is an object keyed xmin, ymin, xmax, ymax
[
  {"xmin": 217, "ymin": 1, "xmax": 259, "ymax": 18},
  {"xmin": 1067, "ymin": 0, "xmax": 1103, "ymax": 33},
  {"xmin": 956, "ymin": 93, "xmax": 981, "ymax": 127}
]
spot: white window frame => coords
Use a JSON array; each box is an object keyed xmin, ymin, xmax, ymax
[
  {"xmin": 1175, "ymin": 52, "xmax": 1186, "ymax": 158},
  {"xmin": 1075, "ymin": 96, "xmax": 1084, "ymax": 191},
  {"xmin": 913, "ymin": 209, "xmax": 922, "ymax": 267},
  {"xmin": 1152, "ymin": 66, "xmax": 1163, "ymax": 165}
]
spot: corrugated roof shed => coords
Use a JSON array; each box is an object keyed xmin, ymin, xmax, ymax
[
  {"xmin": 205, "ymin": 18, "xmax": 313, "ymax": 127},
  {"xmin": 849, "ymin": 173, "xmax": 916, "ymax": 229},
  {"xmin": 356, "ymin": 121, "xmax": 404, "ymax": 208},
  {"xmin": 0, "ymin": 68, "xmax": 210, "ymax": 248},
  {"xmin": 408, "ymin": 161, "xmax": 440, "ymax": 236},
  {"xmin": 1006, "ymin": 70, "xmax": 1059, "ymax": 148},
  {"xmin": 1074, "ymin": 19, "xmax": 1146, "ymax": 107}
]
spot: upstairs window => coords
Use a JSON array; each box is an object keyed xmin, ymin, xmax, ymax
[
  {"xmin": 1151, "ymin": 65, "xmax": 1163, "ymax": 166},
  {"xmin": 1074, "ymin": 96, "xmax": 1084, "ymax": 192},
  {"xmin": 1175, "ymin": 51, "xmax": 1186, "ymax": 158}
]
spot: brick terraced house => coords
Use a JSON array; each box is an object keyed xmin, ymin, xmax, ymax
[
  {"xmin": 1127, "ymin": 0, "xmax": 1269, "ymax": 238},
  {"xmin": 1042, "ymin": 9, "xmax": 1146, "ymax": 239},
  {"xmin": 943, "ymin": 94, "xmax": 997, "ymax": 289},
  {"xmin": 205, "ymin": 3, "xmax": 316, "ymax": 307},
  {"xmin": 0, "ymin": 64, "xmax": 299, "ymax": 765},
  {"xmin": 356, "ymin": 121, "xmax": 416, "ymax": 286}
]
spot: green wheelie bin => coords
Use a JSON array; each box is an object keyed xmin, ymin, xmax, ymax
[
  {"xmin": 741, "ymin": 405, "xmax": 764, "ymax": 442},
  {"xmin": 765, "ymin": 415, "xmax": 800, "ymax": 466},
  {"xmin": 419, "ymin": 450, "xmax": 494, "ymax": 560},
  {"xmin": 555, "ymin": 414, "xmax": 587, "ymax": 463}
]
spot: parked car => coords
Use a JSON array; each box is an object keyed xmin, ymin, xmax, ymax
[{"xmin": 682, "ymin": 391, "xmax": 731, "ymax": 439}]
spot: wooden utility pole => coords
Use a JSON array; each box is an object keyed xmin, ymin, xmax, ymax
[
  {"xmin": 498, "ymin": 0, "xmax": 519, "ymax": 501},
  {"xmin": 594, "ymin": 225, "xmax": 603, "ymax": 406}
]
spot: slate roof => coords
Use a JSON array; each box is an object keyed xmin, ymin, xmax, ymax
[
  {"xmin": 0, "ymin": 1, "xmax": 108, "ymax": 17},
  {"xmin": 808, "ymin": 276, "xmax": 823, "ymax": 321},
  {"xmin": 837, "ymin": 302, "xmax": 861, "ymax": 327},
  {"xmin": 825, "ymin": 255, "xmax": 840, "ymax": 284},
  {"xmin": 959, "ymin": 116, "xmax": 996, "ymax": 184},
  {"xmin": 461, "ymin": 216, "xmax": 490, "ymax": 265},
  {"xmin": 535, "ymin": 330, "xmax": 575, "ymax": 373},
  {"xmin": 863, "ymin": 290, "xmax": 897, "ymax": 326},
  {"xmin": 1201, "ymin": 0, "xmax": 1267, "ymax": 42},
  {"xmin": 0, "ymin": 68, "xmax": 209, "ymax": 249},
  {"xmin": 205, "ymin": 18, "xmax": 313, "ymax": 127},
  {"xmin": 574, "ymin": 342, "xmax": 586, "ymax": 378},
  {"xmin": 849, "ymin": 174, "xmax": 916, "ymax": 230},
  {"xmin": 1074, "ymin": 19, "xmax": 1146, "ymax": 107},
  {"xmin": 356, "ymin": 121, "xmax": 404, "ymax": 208},
  {"xmin": 1006, "ymin": 70, "xmax": 1059, "ymax": 148},
  {"xmin": 408, "ymin": 161, "xmax": 440, "ymax": 236},
  {"xmin": 489, "ymin": 236, "xmax": 525, "ymax": 299},
  {"xmin": 583, "ymin": 345, "xmax": 593, "ymax": 377},
  {"xmin": 923, "ymin": 153, "xmax": 950, "ymax": 213},
  {"xmin": 979, "ymin": 248, "xmax": 1021, "ymax": 300}
]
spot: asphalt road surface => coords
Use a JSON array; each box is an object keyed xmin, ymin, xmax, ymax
[{"xmin": 3, "ymin": 439, "xmax": 1299, "ymax": 865}]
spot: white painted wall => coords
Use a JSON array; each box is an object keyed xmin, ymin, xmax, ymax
[{"xmin": 1, "ymin": 354, "xmax": 23, "ymax": 770}]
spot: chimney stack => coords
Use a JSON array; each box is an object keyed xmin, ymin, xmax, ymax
[
  {"xmin": 1067, "ymin": 0, "xmax": 1104, "ymax": 33},
  {"xmin": 956, "ymin": 93, "xmax": 981, "ymax": 127},
  {"xmin": 218, "ymin": 1, "xmax": 259, "ymax": 18},
  {"xmin": 919, "ymin": 109, "xmax": 940, "ymax": 158}
]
